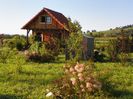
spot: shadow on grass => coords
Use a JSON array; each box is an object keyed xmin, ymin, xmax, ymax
[
  {"xmin": 100, "ymin": 74, "xmax": 133, "ymax": 98},
  {"xmin": 102, "ymin": 81, "xmax": 133, "ymax": 99},
  {"xmin": 0, "ymin": 94, "xmax": 22, "ymax": 99}
]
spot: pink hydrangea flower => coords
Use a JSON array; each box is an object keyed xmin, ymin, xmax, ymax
[
  {"xmin": 70, "ymin": 77, "xmax": 76, "ymax": 85},
  {"xmin": 82, "ymin": 88, "xmax": 85, "ymax": 92},
  {"xmin": 65, "ymin": 69, "xmax": 69, "ymax": 73},
  {"xmin": 74, "ymin": 63, "xmax": 84, "ymax": 73},
  {"xmin": 87, "ymin": 87, "xmax": 93, "ymax": 92},
  {"xmin": 78, "ymin": 73, "xmax": 83, "ymax": 77},
  {"xmin": 69, "ymin": 67, "xmax": 74, "ymax": 73},
  {"xmin": 72, "ymin": 71, "xmax": 76, "ymax": 75},
  {"xmin": 79, "ymin": 76, "xmax": 84, "ymax": 81},
  {"xmin": 86, "ymin": 82, "xmax": 92, "ymax": 88},
  {"xmin": 93, "ymin": 82, "xmax": 102, "ymax": 89},
  {"xmin": 80, "ymin": 84, "xmax": 84, "ymax": 88}
]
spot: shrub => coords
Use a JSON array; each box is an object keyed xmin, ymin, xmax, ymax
[
  {"xmin": 3, "ymin": 35, "xmax": 26, "ymax": 51},
  {"xmin": 29, "ymin": 42, "xmax": 41, "ymax": 54},
  {"xmin": 16, "ymin": 42, "xmax": 24, "ymax": 51},
  {"xmin": 45, "ymin": 37, "xmax": 60, "ymax": 56},
  {"xmin": 26, "ymin": 42, "xmax": 56, "ymax": 62},
  {"xmin": 12, "ymin": 54, "xmax": 26, "ymax": 74},
  {"xmin": 107, "ymin": 38, "xmax": 131, "ymax": 63},
  {"xmin": 94, "ymin": 49, "xmax": 106, "ymax": 62},
  {"xmin": 0, "ymin": 47, "xmax": 13, "ymax": 63},
  {"xmin": 119, "ymin": 53, "xmax": 130, "ymax": 66},
  {"xmin": 52, "ymin": 62, "xmax": 102, "ymax": 98},
  {"xmin": 107, "ymin": 39, "xmax": 119, "ymax": 61},
  {"xmin": 26, "ymin": 52, "xmax": 55, "ymax": 63}
]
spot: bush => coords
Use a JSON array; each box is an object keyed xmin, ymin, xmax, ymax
[
  {"xmin": 94, "ymin": 49, "xmax": 106, "ymax": 62},
  {"xmin": 3, "ymin": 35, "xmax": 26, "ymax": 51},
  {"xmin": 16, "ymin": 42, "xmax": 24, "ymax": 51},
  {"xmin": 45, "ymin": 37, "xmax": 60, "ymax": 56},
  {"xmin": 119, "ymin": 53, "xmax": 131, "ymax": 66},
  {"xmin": 26, "ymin": 52, "xmax": 55, "ymax": 62},
  {"xmin": 0, "ymin": 46, "xmax": 26, "ymax": 72},
  {"xmin": 0, "ymin": 47, "xmax": 14, "ymax": 63},
  {"xmin": 52, "ymin": 62, "xmax": 102, "ymax": 98},
  {"xmin": 107, "ymin": 39, "xmax": 119, "ymax": 61},
  {"xmin": 26, "ymin": 42, "xmax": 56, "ymax": 62}
]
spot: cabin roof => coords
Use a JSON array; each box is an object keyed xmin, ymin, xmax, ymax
[{"xmin": 22, "ymin": 8, "xmax": 69, "ymax": 31}]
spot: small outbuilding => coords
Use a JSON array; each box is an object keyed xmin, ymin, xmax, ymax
[{"xmin": 82, "ymin": 35, "xmax": 94, "ymax": 60}]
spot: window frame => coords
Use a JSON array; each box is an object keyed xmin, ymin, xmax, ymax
[{"xmin": 40, "ymin": 15, "xmax": 52, "ymax": 24}]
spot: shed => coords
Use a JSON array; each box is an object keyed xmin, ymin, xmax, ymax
[{"xmin": 82, "ymin": 35, "xmax": 94, "ymax": 60}]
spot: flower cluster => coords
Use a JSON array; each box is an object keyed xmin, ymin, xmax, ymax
[
  {"xmin": 65, "ymin": 62, "xmax": 102, "ymax": 93},
  {"xmin": 53, "ymin": 62, "xmax": 102, "ymax": 98}
]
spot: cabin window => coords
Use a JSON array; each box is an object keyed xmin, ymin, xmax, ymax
[{"xmin": 40, "ymin": 16, "xmax": 52, "ymax": 24}]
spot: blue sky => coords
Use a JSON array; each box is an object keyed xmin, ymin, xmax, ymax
[{"xmin": 0, "ymin": 0, "xmax": 133, "ymax": 35}]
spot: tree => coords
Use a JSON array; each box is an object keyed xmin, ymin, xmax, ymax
[
  {"xmin": 68, "ymin": 18, "xmax": 82, "ymax": 34},
  {"xmin": 92, "ymin": 30, "xmax": 97, "ymax": 32},
  {"xmin": 66, "ymin": 18, "xmax": 83, "ymax": 61}
]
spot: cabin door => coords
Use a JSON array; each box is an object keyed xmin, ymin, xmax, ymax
[{"xmin": 36, "ymin": 32, "xmax": 42, "ymax": 42}]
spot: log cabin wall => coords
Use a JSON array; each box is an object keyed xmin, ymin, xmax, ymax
[
  {"xmin": 28, "ymin": 13, "xmax": 63, "ymax": 30},
  {"xmin": 32, "ymin": 29, "xmax": 69, "ymax": 42}
]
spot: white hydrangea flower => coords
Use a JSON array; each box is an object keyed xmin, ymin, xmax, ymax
[{"xmin": 46, "ymin": 92, "xmax": 53, "ymax": 97}]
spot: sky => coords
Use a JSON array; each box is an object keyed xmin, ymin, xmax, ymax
[{"xmin": 0, "ymin": 0, "xmax": 133, "ymax": 35}]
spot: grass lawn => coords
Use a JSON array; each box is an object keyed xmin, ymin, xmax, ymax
[
  {"xmin": 0, "ymin": 55, "xmax": 133, "ymax": 99},
  {"xmin": 95, "ymin": 62, "xmax": 133, "ymax": 99}
]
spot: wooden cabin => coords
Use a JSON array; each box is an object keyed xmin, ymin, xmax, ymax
[
  {"xmin": 22, "ymin": 8, "xmax": 95, "ymax": 60},
  {"xmin": 22, "ymin": 8, "xmax": 69, "ymax": 44}
]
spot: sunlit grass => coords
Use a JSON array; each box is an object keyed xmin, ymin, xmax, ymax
[
  {"xmin": 0, "ymin": 59, "xmax": 64, "ymax": 98},
  {"xmin": 95, "ymin": 62, "xmax": 133, "ymax": 99},
  {"xmin": 0, "ymin": 55, "xmax": 133, "ymax": 98}
]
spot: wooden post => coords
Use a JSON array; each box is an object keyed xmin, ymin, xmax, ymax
[
  {"xmin": 41, "ymin": 33, "xmax": 43, "ymax": 42},
  {"xmin": 131, "ymin": 34, "xmax": 133, "ymax": 42},
  {"xmin": 26, "ymin": 29, "xmax": 30, "ymax": 45}
]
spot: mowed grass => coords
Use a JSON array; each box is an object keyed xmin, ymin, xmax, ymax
[
  {"xmin": 0, "ymin": 55, "xmax": 133, "ymax": 98},
  {"xmin": 95, "ymin": 62, "xmax": 133, "ymax": 99},
  {"xmin": 0, "ymin": 55, "xmax": 65, "ymax": 99},
  {"xmin": 94, "ymin": 37, "xmax": 116, "ymax": 48}
]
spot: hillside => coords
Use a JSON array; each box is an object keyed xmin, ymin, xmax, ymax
[{"xmin": 90, "ymin": 25, "xmax": 133, "ymax": 37}]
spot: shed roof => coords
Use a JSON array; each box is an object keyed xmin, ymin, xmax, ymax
[{"xmin": 22, "ymin": 8, "xmax": 69, "ymax": 31}]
